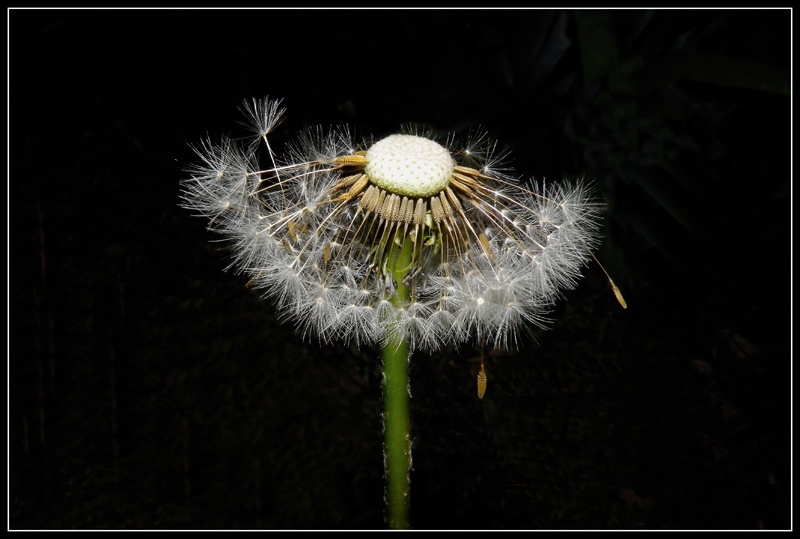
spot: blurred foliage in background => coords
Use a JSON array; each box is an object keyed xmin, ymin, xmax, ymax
[{"xmin": 9, "ymin": 9, "xmax": 790, "ymax": 529}]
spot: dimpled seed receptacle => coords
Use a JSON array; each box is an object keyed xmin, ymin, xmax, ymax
[{"xmin": 365, "ymin": 134, "xmax": 454, "ymax": 198}]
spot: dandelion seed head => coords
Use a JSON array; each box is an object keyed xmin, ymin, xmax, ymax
[{"xmin": 181, "ymin": 97, "xmax": 604, "ymax": 352}]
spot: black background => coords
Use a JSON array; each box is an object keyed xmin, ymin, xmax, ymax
[{"xmin": 9, "ymin": 8, "xmax": 791, "ymax": 530}]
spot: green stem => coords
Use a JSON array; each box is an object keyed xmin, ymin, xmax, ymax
[{"xmin": 382, "ymin": 234, "xmax": 413, "ymax": 530}]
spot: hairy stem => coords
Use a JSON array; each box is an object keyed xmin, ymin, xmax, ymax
[{"xmin": 382, "ymin": 235, "xmax": 413, "ymax": 530}]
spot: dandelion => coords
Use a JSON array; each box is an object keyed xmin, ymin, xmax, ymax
[{"xmin": 180, "ymin": 97, "xmax": 614, "ymax": 529}]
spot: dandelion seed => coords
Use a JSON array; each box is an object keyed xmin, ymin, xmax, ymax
[
  {"xmin": 477, "ymin": 345, "xmax": 488, "ymax": 400},
  {"xmin": 181, "ymin": 97, "xmax": 607, "ymax": 353},
  {"xmin": 611, "ymin": 279, "xmax": 628, "ymax": 310}
]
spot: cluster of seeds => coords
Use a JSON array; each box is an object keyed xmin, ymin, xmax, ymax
[{"xmin": 182, "ymin": 97, "xmax": 604, "ymax": 352}]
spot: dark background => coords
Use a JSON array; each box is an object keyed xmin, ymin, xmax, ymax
[{"xmin": 9, "ymin": 8, "xmax": 791, "ymax": 530}]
